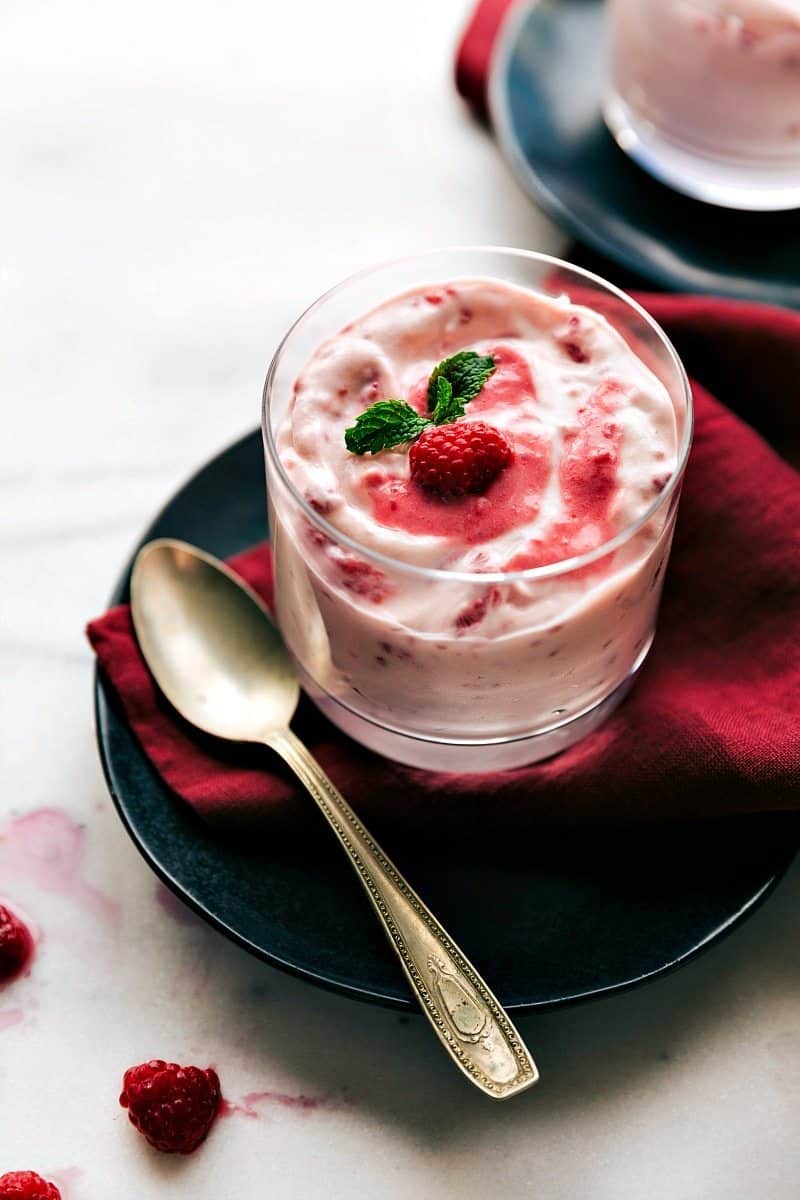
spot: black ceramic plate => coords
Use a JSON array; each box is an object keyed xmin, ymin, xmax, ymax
[
  {"xmin": 95, "ymin": 431, "xmax": 797, "ymax": 1011},
  {"xmin": 490, "ymin": 0, "xmax": 800, "ymax": 308}
]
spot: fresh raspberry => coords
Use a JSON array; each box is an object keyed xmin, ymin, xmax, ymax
[
  {"xmin": 0, "ymin": 905, "xmax": 33, "ymax": 984},
  {"xmin": 120, "ymin": 1060, "xmax": 221, "ymax": 1154},
  {"xmin": 409, "ymin": 421, "xmax": 512, "ymax": 499},
  {"xmin": 0, "ymin": 1173, "xmax": 61, "ymax": 1200}
]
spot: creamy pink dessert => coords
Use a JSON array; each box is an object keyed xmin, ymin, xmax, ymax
[
  {"xmin": 606, "ymin": 0, "xmax": 800, "ymax": 206},
  {"xmin": 271, "ymin": 278, "xmax": 679, "ymax": 762}
]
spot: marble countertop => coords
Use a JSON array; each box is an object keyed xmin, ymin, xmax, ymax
[{"xmin": 2, "ymin": 0, "xmax": 798, "ymax": 1195}]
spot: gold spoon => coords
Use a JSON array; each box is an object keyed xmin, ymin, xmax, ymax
[{"xmin": 130, "ymin": 538, "xmax": 538, "ymax": 1099}]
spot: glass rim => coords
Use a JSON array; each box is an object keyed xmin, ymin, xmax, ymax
[{"xmin": 261, "ymin": 245, "xmax": 694, "ymax": 585}]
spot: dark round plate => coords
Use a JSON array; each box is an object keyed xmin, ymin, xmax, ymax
[
  {"xmin": 490, "ymin": 0, "xmax": 800, "ymax": 308},
  {"xmin": 95, "ymin": 430, "xmax": 797, "ymax": 1011}
]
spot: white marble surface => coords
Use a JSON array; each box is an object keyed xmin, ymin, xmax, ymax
[{"xmin": 1, "ymin": 0, "xmax": 798, "ymax": 1195}]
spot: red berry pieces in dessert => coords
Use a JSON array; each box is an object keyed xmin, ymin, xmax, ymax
[
  {"xmin": 0, "ymin": 1173, "xmax": 61, "ymax": 1200},
  {"xmin": 337, "ymin": 555, "xmax": 392, "ymax": 602},
  {"xmin": 410, "ymin": 421, "xmax": 512, "ymax": 499},
  {"xmin": 557, "ymin": 315, "xmax": 591, "ymax": 363},
  {"xmin": 120, "ymin": 1060, "xmax": 221, "ymax": 1154},
  {"xmin": 455, "ymin": 586, "xmax": 502, "ymax": 631},
  {"xmin": 0, "ymin": 905, "xmax": 34, "ymax": 984}
]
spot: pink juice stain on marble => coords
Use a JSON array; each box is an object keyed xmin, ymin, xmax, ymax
[
  {"xmin": 0, "ymin": 809, "xmax": 120, "ymax": 926},
  {"xmin": 49, "ymin": 1167, "xmax": 81, "ymax": 1197},
  {"xmin": 154, "ymin": 882, "xmax": 201, "ymax": 926},
  {"xmin": 219, "ymin": 1089, "xmax": 352, "ymax": 1120},
  {"xmin": 0, "ymin": 1008, "xmax": 24, "ymax": 1032}
]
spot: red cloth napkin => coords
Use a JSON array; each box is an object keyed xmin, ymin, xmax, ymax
[
  {"xmin": 88, "ymin": 295, "xmax": 800, "ymax": 840},
  {"xmin": 455, "ymin": 0, "xmax": 516, "ymax": 119}
]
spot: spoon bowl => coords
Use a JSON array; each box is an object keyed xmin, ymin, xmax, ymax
[{"xmin": 131, "ymin": 539, "xmax": 300, "ymax": 742}]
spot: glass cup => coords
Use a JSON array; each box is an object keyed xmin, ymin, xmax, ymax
[
  {"xmin": 262, "ymin": 248, "xmax": 692, "ymax": 772},
  {"xmin": 604, "ymin": 0, "xmax": 800, "ymax": 210}
]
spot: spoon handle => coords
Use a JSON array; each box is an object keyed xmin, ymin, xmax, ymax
[{"xmin": 267, "ymin": 727, "xmax": 538, "ymax": 1099}]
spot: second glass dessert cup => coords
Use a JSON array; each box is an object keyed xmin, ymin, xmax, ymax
[
  {"xmin": 262, "ymin": 248, "xmax": 693, "ymax": 772},
  {"xmin": 605, "ymin": 0, "xmax": 800, "ymax": 211}
]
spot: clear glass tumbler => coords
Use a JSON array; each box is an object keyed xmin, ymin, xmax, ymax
[
  {"xmin": 262, "ymin": 248, "xmax": 692, "ymax": 772},
  {"xmin": 605, "ymin": 0, "xmax": 800, "ymax": 210}
]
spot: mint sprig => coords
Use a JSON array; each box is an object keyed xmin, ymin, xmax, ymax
[{"xmin": 344, "ymin": 350, "xmax": 496, "ymax": 455}]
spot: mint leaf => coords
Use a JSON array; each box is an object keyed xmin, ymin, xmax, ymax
[
  {"xmin": 431, "ymin": 375, "xmax": 465, "ymax": 425},
  {"xmin": 427, "ymin": 351, "xmax": 496, "ymax": 412},
  {"xmin": 344, "ymin": 349, "xmax": 497, "ymax": 456},
  {"xmin": 344, "ymin": 399, "xmax": 430, "ymax": 455}
]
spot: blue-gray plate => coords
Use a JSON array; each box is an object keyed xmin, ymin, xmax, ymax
[
  {"xmin": 94, "ymin": 431, "xmax": 797, "ymax": 1010},
  {"xmin": 489, "ymin": 0, "xmax": 800, "ymax": 307}
]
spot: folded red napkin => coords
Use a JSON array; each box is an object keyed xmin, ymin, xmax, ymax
[
  {"xmin": 455, "ymin": 0, "xmax": 516, "ymax": 120},
  {"xmin": 88, "ymin": 294, "xmax": 800, "ymax": 840}
]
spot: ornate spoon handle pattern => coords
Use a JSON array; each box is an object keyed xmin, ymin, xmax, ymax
[{"xmin": 269, "ymin": 728, "xmax": 539, "ymax": 1099}]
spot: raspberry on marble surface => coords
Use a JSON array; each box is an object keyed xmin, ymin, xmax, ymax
[
  {"xmin": 0, "ymin": 1173, "xmax": 61, "ymax": 1200},
  {"xmin": 120, "ymin": 1059, "xmax": 221, "ymax": 1154},
  {"xmin": 0, "ymin": 905, "xmax": 34, "ymax": 984}
]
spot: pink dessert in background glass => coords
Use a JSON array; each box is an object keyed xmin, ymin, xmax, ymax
[
  {"xmin": 263, "ymin": 249, "xmax": 692, "ymax": 771},
  {"xmin": 605, "ymin": 0, "xmax": 800, "ymax": 209}
]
